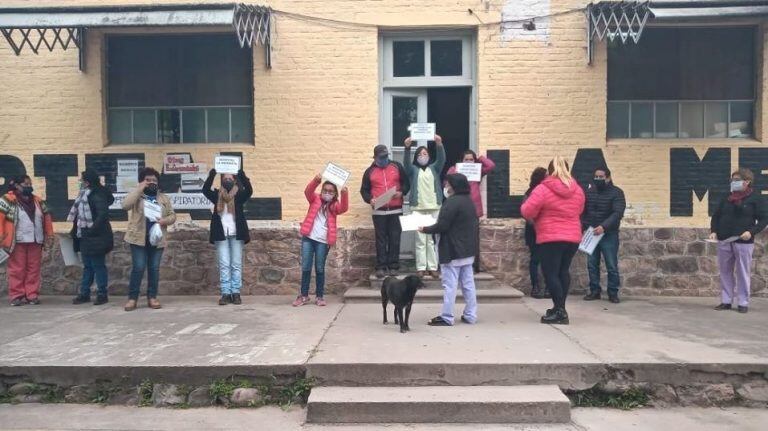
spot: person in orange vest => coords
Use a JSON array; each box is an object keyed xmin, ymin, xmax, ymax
[{"xmin": 0, "ymin": 175, "xmax": 54, "ymax": 306}]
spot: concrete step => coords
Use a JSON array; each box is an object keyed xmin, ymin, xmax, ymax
[
  {"xmin": 306, "ymin": 385, "xmax": 571, "ymax": 424},
  {"xmin": 344, "ymin": 287, "xmax": 524, "ymax": 304},
  {"xmin": 368, "ymin": 272, "xmax": 505, "ymax": 289}
]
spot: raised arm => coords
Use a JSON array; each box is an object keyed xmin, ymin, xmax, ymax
[
  {"xmin": 478, "ymin": 155, "xmax": 496, "ymax": 175},
  {"xmin": 305, "ymin": 175, "xmax": 321, "ymax": 203},
  {"xmin": 237, "ymin": 169, "xmax": 253, "ymax": 203},
  {"xmin": 202, "ymin": 169, "xmax": 218, "ymax": 204},
  {"xmin": 331, "ymin": 187, "xmax": 350, "ymax": 215}
]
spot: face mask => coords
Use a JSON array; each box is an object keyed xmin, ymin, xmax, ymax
[
  {"xmin": 143, "ymin": 183, "xmax": 158, "ymax": 196},
  {"xmin": 593, "ymin": 179, "xmax": 607, "ymax": 191},
  {"xmin": 223, "ymin": 180, "xmax": 235, "ymax": 192},
  {"xmin": 322, "ymin": 192, "xmax": 335, "ymax": 202},
  {"xmin": 79, "ymin": 180, "xmax": 86, "ymax": 190},
  {"xmin": 375, "ymin": 157, "xmax": 389, "ymax": 168},
  {"xmin": 730, "ymin": 180, "xmax": 746, "ymax": 193},
  {"xmin": 21, "ymin": 186, "xmax": 33, "ymax": 196},
  {"xmin": 443, "ymin": 187, "xmax": 453, "ymax": 198},
  {"xmin": 417, "ymin": 155, "xmax": 430, "ymax": 166}
]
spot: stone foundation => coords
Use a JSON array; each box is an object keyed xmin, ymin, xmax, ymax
[{"xmin": 0, "ymin": 222, "xmax": 766, "ymax": 298}]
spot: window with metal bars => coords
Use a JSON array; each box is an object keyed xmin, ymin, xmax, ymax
[{"xmin": 106, "ymin": 33, "xmax": 254, "ymax": 145}]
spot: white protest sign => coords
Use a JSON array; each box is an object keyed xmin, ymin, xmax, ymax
[
  {"xmin": 117, "ymin": 159, "xmax": 139, "ymax": 178},
  {"xmin": 409, "ymin": 123, "xmax": 436, "ymax": 141},
  {"xmin": 399, "ymin": 212, "xmax": 437, "ymax": 232},
  {"xmin": 116, "ymin": 176, "xmax": 138, "ymax": 193},
  {"xmin": 579, "ymin": 227, "xmax": 604, "ymax": 256},
  {"xmin": 58, "ymin": 234, "xmax": 81, "ymax": 267},
  {"xmin": 372, "ymin": 187, "xmax": 398, "ymax": 210},
  {"xmin": 322, "ymin": 162, "xmax": 351, "ymax": 188},
  {"xmin": 215, "ymin": 156, "xmax": 240, "ymax": 174},
  {"xmin": 456, "ymin": 163, "xmax": 482, "ymax": 182}
]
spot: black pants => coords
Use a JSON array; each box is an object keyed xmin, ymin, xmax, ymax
[
  {"xmin": 473, "ymin": 224, "xmax": 481, "ymax": 273},
  {"xmin": 528, "ymin": 243, "xmax": 541, "ymax": 289},
  {"xmin": 539, "ymin": 242, "xmax": 578, "ymax": 310},
  {"xmin": 373, "ymin": 214, "xmax": 402, "ymax": 270}
]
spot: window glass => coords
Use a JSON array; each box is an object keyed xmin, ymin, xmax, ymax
[
  {"xmin": 207, "ymin": 108, "xmax": 230, "ymax": 143},
  {"xmin": 392, "ymin": 96, "xmax": 418, "ymax": 147},
  {"xmin": 680, "ymin": 103, "xmax": 704, "ymax": 138},
  {"xmin": 108, "ymin": 110, "xmax": 132, "ymax": 144},
  {"xmin": 607, "ymin": 102, "xmax": 629, "ymax": 139},
  {"xmin": 630, "ymin": 103, "xmax": 653, "ymax": 138},
  {"xmin": 729, "ymin": 102, "xmax": 753, "ymax": 138},
  {"xmin": 158, "ymin": 109, "xmax": 180, "ymax": 144},
  {"xmin": 430, "ymin": 40, "xmax": 462, "ymax": 76},
  {"xmin": 393, "ymin": 41, "xmax": 425, "ymax": 77},
  {"xmin": 705, "ymin": 102, "xmax": 728, "ymax": 138},
  {"xmin": 231, "ymin": 108, "xmax": 253, "ymax": 143},
  {"xmin": 182, "ymin": 109, "xmax": 205, "ymax": 143},
  {"xmin": 654, "ymin": 103, "xmax": 678, "ymax": 138},
  {"xmin": 133, "ymin": 110, "xmax": 156, "ymax": 144}
]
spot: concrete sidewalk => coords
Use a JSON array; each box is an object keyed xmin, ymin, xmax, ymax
[{"xmin": 0, "ymin": 404, "xmax": 765, "ymax": 430}]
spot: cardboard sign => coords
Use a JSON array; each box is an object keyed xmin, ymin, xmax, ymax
[
  {"xmin": 322, "ymin": 162, "xmax": 351, "ymax": 188},
  {"xmin": 215, "ymin": 156, "xmax": 240, "ymax": 174},
  {"xmin": 455, "ymin": 163, "xmax": 482, "ymax": 182},
  {"xmin": 578, "ymin": 227, "xmax": 604, "ymax": 256},
  {"xmin": 117, "ymin": 159, "xmax": 139, "ymax": 178},
  {"xmin": 409, "ymin": 123, "xmax": 436, "ymax": 141},
  {"xmin": 372, "ymin": 187, "xmax": 397, "ymax": 210}
]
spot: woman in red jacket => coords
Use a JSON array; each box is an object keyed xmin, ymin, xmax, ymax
[
  {"xmin": 293, "ymin": 175, "xmax": 349, "ymax": 307},
  {"xmin": 521, "ymin": 156, "xmax": 585, "ymax": 325}
]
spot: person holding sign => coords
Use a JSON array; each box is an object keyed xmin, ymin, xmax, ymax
[
  {"xmin": 419, "ymin": 174, "xmax": 479, "ymax": 326},
  {"xmin": 203, "ymin": 168, "xmax": 253, "ymax": 306},
  {"xmin": 521, "ymin": 156, "xmax": 585, "ymax": 325},
  {"xmin": 121, "ymin": 167, "xmax": 177, "ymax": 312},
  {"xmin": 0, "ymin": 175, "xmax": 54, "ymax": 306},
  {"xmin": 360, "ymin": 145, "xmax": 411, "ymax": 278},
  {"xmin": 710, "ymin": 168, "xmax": 768, "ymax": 314},
  {"xmin": 69, "ymin": 169, "xmax": 115, "ymax": 306},
  {"xmin": 446, "ymin": 150, "xmax": 496, "ymax": 272},
  {"xmin": 582, "ymin": 166, "xmax": 626, "ymax": 304},
  {"xmin": 293, "ymin": 174, "xmax": 349, "ymax": 307},
  {"xmin": 403, "ymin": 134, "xmax": 445, "ymax": 278}
]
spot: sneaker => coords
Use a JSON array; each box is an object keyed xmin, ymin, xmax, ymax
[
  {"xmin": 541, "ymin": 308, "xmax": 569, "ymax": 325},
  {"xmin": 738, "ymin": 306, "xmax": 748, "ymax": 314},
  {"xmin": 27, "ymin": 298, "xmax": 40, "ymax": 305},
  {"xmin": 460, "ymin": 316, "xmax": 474, "ymax": 324},
  {"xmin": 72, "ymin": 295, "xmax": 90, "ymax": 305},
  {"xmin": 10, "ymin": 298, "xmax": 25, "ymax": 306},
  {"xmin": 124, "ymin": 299, "xmax": 137, "ymax": 312},
  {"xmin": 427, "ymin": 316, "xmax": 451, "ymax": 326},
  {"xmin": 218, "ymin": 295, "xmax": 229, "ymax": 306},
  {"xmin": 93, "ymin": 295, "xmax": 109, "ymax": 306},
  {"xmin": 374, "ymin": 269, "xmax": 386, "ymax": 279},
  {"xmin": 316, "ymin": 297, "xmax": 327, "ymax": 307},
  {"xmin": 292, "ymin": 296, "xmax": 310, "ymax": 307},
  {"xmin": 608, "ymin": 294, "xmax": 621, "ymax": 304},
  {"xmin": 231, "ymin": 294, "xmax": 242, "ymax": 305},
  {"xmin": 583, "ymin": 292, "xmax": 601, "ymax": 301},
  {"xmin": 147, "ymin": 297, "xmax": 162, "ymax": 309},
  {"xmin": 714, "ymin": 303, "xmax": 732, "ymax": 311}
]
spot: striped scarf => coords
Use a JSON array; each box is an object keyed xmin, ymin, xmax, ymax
[{"xmin": 67, "ymin": 189, "xmax": 93, "ymax": 237}]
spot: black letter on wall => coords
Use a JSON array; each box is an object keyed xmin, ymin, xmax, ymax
[
  {"xmin": 670, "ymin": 148, "xmax": 730, "ymax": 216},
  {"xmin": 571, "ymin": 149, "xmax": 607, "ymax": 191},
  {"xmin": 34, "ymin": 154, "xmax": 78, "ymax": 221},
  {"xmin": 739, "ymin": 148, "xmax": 768, "ymax": 195},
  {"xmin": 486, "ymin": 150, "xmax": 525, "ymax": 218}
]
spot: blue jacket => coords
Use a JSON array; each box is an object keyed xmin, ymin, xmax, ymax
[{"xmin": 403, "ymin": 144, "xmax": 446, "ymax": 208}]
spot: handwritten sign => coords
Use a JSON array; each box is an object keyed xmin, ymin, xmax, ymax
[
  {"xmin": 322, "ymin": 162, "xmax": 351, "ymax": 188},
  {"xmin": 579, "ymin": 227, "xmax": 604, "ymax": 256},
  {"xmin": 117, "ymin": 159, "xmax": 139, "ymax": 178},
  {"xmin": 215, "ymin": 156, "xmax": 240, "ymax": 174},
  {"xmin": 455, "ymin": 163, "xmax": 482, "ymax": 182},
  {"xmin": 372, "ymin": 187, "xmax": 397, "ymax": 210},
  {"xmin": 409, "ymin": 123, "xmax": 436, "ymax": 141}
]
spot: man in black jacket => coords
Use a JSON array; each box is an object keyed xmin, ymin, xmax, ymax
[
  {"xmin": 582, "ymin": 166, "xmax": 626, "ymax": 303},
  {"xmin": 420, "ymin": 174, "xmax": 479, "ymax": 326}
]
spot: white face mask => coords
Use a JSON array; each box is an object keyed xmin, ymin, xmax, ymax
[
  {"xmin": 321, "ymin": 193, "xmax": 334, "ymax": 202},
  {"xmin": 417, "ymin": 155, "xmax": 430, "ymax": 166},
  {"xmin": 730, "ymin": 180, "xmax": 746, "ymax": 193},
  {"xmin": 443, "ymin": 187, "xmax": 453, "ymax": 198}
]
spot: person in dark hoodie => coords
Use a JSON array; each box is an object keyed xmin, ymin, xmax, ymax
[
  {"xmin": 360, "ymin": 144, "xmax": 411, "ymax": 278},
  {"xmin": 420, "ymin": 173, "xmax": 479, "ymax": 326},
  {"xmin": 524, "ymin": 167, "xmax": 550, "ymax": 299},
  {"xmin": 203, "ymin": 168, "xmax": 253, "ymax": 306},
  {"xmin": 69, "ymin": 169, "xmax": 115, "ymax": 306}
]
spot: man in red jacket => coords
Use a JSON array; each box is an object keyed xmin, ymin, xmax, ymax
[{"xmin": 360, "ymin": 145, "xmax": 411, "ymax": 278}]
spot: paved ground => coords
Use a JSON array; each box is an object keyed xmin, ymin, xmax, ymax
[{"xmin": 0, "ymin": 404, "xmax": 765, "ymax": 430}]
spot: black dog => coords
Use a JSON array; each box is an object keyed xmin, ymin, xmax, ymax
[{"xmin": 381, "ymin": 275, "xmax": 425, "ymax": 333}]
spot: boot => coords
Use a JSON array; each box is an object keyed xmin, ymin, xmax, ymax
[
  {"xmin": 541, "ymin": 308, "xmax": 569, "ymax": 325},
  {"xmin": 147, "ymin": 297, "xmax": 162, "ymax": 309}
]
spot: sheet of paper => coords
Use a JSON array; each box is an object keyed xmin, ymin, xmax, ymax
[
  {"xmin": 409, "ymin": 123, "xmax": 436, "ymax": 141},
  {"xmin": 58, "ymin": 234, "xmax": 81, "ymax": 267},
  {"xmin": 399, "ymin": 212, "xmax": 437, "ymax": 232},
  {"xmin": 455, "ymin": 163, "xmax": 482, "ymax": 182},
  {"xmin": 180, "ymin": 172, "xmax": 207, "ymax": 192},
  {"xmin": 0, "ymin": 248, "xmax": 8, "ymax": 265},
  {"xmin": 706, "ymin": 236, "xmax": 742, "ymax": 243},
  {"xmin": 578, "ymin": 227, "xmax": 604, "ymax": 256},
  {"xmin": 143, "ymin": 200, "xmax": 163, "ymax": 222},
  {"xmin": 116, "ymin": 176, "xmax": 138, "ymax": 193},
  {"xmin": 117, "ymin": 159, "xmax": 139, "ymax": 178},
  {"xmin": 322, "ymin": 162, "xmax": 351, "ymax": 188},
  {"xmin": 372, "ymin": 187, "xmax": 398, "ymax": 210},
  {"xmin": 723, "ymin": 236, "xmax": 741, "ymax": 243},
  {"xmin": 215, "ymin": 156, "xmax": 241, "ymax": 174}
]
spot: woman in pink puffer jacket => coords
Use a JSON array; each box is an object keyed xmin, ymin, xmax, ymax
[{"xmin": 521, "ymin": 156, "xmax": 585, "ymax": 326}]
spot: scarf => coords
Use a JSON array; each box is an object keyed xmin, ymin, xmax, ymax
[
  {"xmin": 14, "ymin": 190, "xmax": 36, "ymax": 220},
  {"xmin": 67, "ymin": 188, "xmax": 93, "ymax": 237},
  {"xmin": 728, "ymin": 186, "xmax": 753, "ymax": 206},
  {"xmin": 216, "ymin": 185, "xmax": 239, "ymax": 217}
]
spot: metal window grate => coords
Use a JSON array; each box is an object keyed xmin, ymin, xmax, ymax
[{"xmin": 587, "ymin": 1, "xmax": 651, "ymax": 64}]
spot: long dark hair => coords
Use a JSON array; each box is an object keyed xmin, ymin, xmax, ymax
[
  {"xmin": 412, "ymin": 146, "xmax": 431, "ymax": 169},
  {"xmin": 526, "ymin": 167, "xmax": 547, "ymax": 196},
  {"xmin": 446, "ymin": 173, "xmax": 471, "ymax": 195}
]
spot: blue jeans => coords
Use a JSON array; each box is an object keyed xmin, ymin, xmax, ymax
[
  {"xmin": 587, "ymin": 231, "xmax": 620, "ymax": 295},
  {"xmin": 301, "ymin": 237, "xmax": 329, "ymax": 298},
  {"xmin": 128, "ymin": 245, "xmax": 164, "ymax": 300},
  {"xmin": 216, "ymin": 237, "xmax": 243, "ymax": 295},
  {"xmin": 80, "ymin": 253, "xmax": 108, "ymax": 298}
]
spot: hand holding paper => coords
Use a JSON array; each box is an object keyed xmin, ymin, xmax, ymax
[{"xmin": 579, "ymin": 227, "xmax": 604, "ymax": 256}]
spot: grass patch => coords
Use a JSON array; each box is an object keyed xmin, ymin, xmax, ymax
[
  {"xmin": 41, "ymin": 386, "xmax": 65, "ymax": 403},
  {"xmin": 209, "ymin": 377, "xmax": 253, "ymax": 404},
  {"xmin": 569, "ymin": 387, "xmax": 649, "ymax": 410},
  {"xmin": 277, "ymin": 377, "xmax": 315, "ymax": 409},
  {"xmin": 138, "ymin": 379, "xmax": 154, "ymax": 407}
]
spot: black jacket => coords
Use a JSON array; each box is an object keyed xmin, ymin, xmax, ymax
[
  {"xmin": 203, "ymin": 170, "xmax": 253, "ymax": 244},
  {"xmin": 582, "ymin": 183, "xmax": 626, "ymax": 232},
  {"xmin": 422, "ymin": 194, "xmax": 479, "ymax": 264},
  {"xmin": 523, "ymin": 192, "xmax": 536, "ymax": 248},
  {"xmin": 71, "ymin": 185, "xmax": 115, "ymax": 256},
  {"xmin": 711, "ymin": 192, "xmax": 768, "ymax": 244}
]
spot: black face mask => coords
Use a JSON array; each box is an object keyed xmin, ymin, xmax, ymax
[
  {"xmin": 594, "ymin": 179, "xmax": 607, "ymax": 191},
  {"xmin": 21, "ymin": 186, "xmax": 33, "ymax": 196},
  {"xmin": 223, "ymin": 181, "xmax": 235, "ymax": 192},
  {"xmin": 144, "ymin": 183, "xmax": 159, "ymax": 196}
]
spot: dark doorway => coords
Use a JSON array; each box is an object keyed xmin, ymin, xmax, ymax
[{"xmin": 427, "ymin": 87, "xmax": 471, "ymax": 176}]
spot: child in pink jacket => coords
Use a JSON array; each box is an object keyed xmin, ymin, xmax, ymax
[
  {"xmin": 521, "ymin": 156, "xmax": 585, "ymax": 325},
  {"xmin": 293, "ymin": 175, "xmax": 349, "ymax": 307}
]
